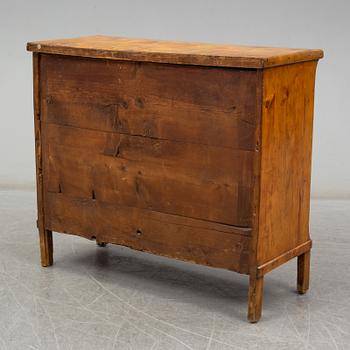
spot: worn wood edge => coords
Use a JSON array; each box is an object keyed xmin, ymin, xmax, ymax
[
  {"xmin": 248, "ymin": 274, "xmax": 264, "ymax": 322},
  {"xmin": 256, "ymin": 240, "xmax": 312, "ymax": 277},
  {"xmin": 46, "ymin": 192, "xmax": 252, "ymax": 236},
  {"xmin": 45, "ymin": 193, "xmax": 251, "ymax": 273},
  {"xmin": 33, "ymin": 53, "xmax": 53, "ymax": 266},
  {"xmin": 42, "ymin": 120, "xmax": 258, "ymax": 153},
  {"xmin": 26, "ymin": 42, "xmax": 265, "ymax": 68},
  {"xmin": 26, "ymin": 39, "xmax": 323, "ymax": 69},
  {"xmin": 297, "ymin": 250, "xmax": 311, "ymax": 294},
  {"xmin": 33, "ymin": 52, "xmax": 45, "ymax": 232},
  {"xmin": 48, "ymin": 227, "xmax": 250, "ymax": 274},
  {"xmin": 264, "ymin": 53, "xmax": 323, "ymax": 68},
  {"xmin": 248, "ymin": 69, "xmax": 263, "ymax": 277}
]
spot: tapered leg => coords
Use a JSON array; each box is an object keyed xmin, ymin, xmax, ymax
[
  {"xmin": 248, "ymin": 274, "xmax": 264, "ymax": 323},
  {"xmin": 39, "ymin": 228, "xmax": 53, "ymax": 267},
  {"xmin": 297, "ymin": 250, "xmax": 310, "ymax": 294}
]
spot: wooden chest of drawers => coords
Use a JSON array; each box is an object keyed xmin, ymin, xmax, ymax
[{"xmin": 27, "ymin": 36, "xmax": 323, "ymax": 322}]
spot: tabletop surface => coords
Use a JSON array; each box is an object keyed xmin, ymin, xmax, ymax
[{"xmin": 27, "ymin": 35, "xmax": 323, "ymax": 69}]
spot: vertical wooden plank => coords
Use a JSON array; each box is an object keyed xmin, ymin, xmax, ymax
[
  {"xmin": 33, "ymin": 52, "xmax": 53, "ymax": 267},
  {"xmin": 248, "ymin": 274, "xmax": 264, "ymax": 323},
  {"xmin": 257, "ymin": 61, "xmax": 318, "ymax": 266},
  {"xmin": 297, "ymin": 250, "xmax": 311, "ymax": 294},
  {"xmin": 248, "ymin": 69, "xmax": 263, "ymax": 273},
  {"xmin": 246, "ymin": 69, "xmax": 264, "ymax": 321}
]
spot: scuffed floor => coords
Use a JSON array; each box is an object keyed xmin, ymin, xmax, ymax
[{"xmin": 0, "ymin": 190, "xmax": 349, "ymax": 349}]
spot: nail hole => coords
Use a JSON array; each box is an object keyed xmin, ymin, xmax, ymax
[
  {"xmin": 92, "ymin": 190, "xmax": 96, "ymax": 200},
  {"xmin": 136, "ymin": 229, "xmax": 143, "ymax": 236},
  {"xmin": 58, "ymin": 184, "xmax": 62, "ymax": 193},
  {"xmin": 91, "ymin": 235, "xmax": 96, "ymax": 241}
]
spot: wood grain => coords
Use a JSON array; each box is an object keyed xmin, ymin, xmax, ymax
[
  {"xmin": 33, "ymin": 52, "xmax": 53, "ymax": 267},
  {"xmin": 256, "ymin": 61, "xmax": 318, "ymax": 265},
  {"xmin": 248, "ymin": 70, "xmax": 263, "ymax": 275},
  {"xmin": 27, "ymin": 35, "xmax": 323, "ymax": 69},
  {"xmin": 248, "ymin": 274, "xmax": 264, "ymax": 323},
  {"xmin": 40, "ymin": 54, "xmax": 258, "ymax": 150},
  {"xmin": 28, "ymin": 35, "xmax": 323, "ymax": 322},
  {"xmin": 45, "ymin": 192, "xmax": 251, "ymax": 273},
  {"xmin": 44, "ymin": 99, "xmax": 257, "ymax": 150},
  {"xmin": 297, "ymin": 250, "xmax": 311, "ymax": 294},
  {"xmin": 41, "ymin": 122, "xmax": 254, "ymax": 226},
  {"xmin": 257, "ymin": 240, "xmax": 312, "ymax": 277},
  {"xmin": 38, "ymin": 54, "xmax": 259, "ymax": 227}
]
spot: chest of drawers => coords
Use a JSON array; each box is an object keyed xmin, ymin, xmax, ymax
[{"xmin": 27, "ymin": 36, "xmax": 323, "ymax": 322}]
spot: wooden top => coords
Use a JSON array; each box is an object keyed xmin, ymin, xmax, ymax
[{"xmin": 27, "ymin": 35, "xmax": 323, "ymax": 69}]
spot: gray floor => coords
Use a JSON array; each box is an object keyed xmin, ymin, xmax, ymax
[{"xmin": 0, "ymin": 191, "xmax": 349, "ymax": 350}]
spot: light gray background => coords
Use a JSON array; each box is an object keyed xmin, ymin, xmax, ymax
[{"xmin": 0, "ymin": 0, "xmax": 349, "ymax": 198}]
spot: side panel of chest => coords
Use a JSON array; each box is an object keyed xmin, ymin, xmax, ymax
[{"xmin": 257, "ymin": 61, "xmax": 317, "ymax": 266}]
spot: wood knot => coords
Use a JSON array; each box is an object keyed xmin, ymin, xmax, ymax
[
  {"xmin": 119, "ymin": 100, "xmax": 128, "ymax": 109},
  {"xmin": 281, "ymin": 87, "xmax": 290, "ymax": 102},
  {"xmin": 233, "ymin": 242, "xmax": 243, "ymax": 253},
  {"xmin": 135, "ymin": 97, "xmax": 145, "ymax": 109},
  {"xmin": 264, "ymin": 95, "xmax": 275, "ymax": 109}
]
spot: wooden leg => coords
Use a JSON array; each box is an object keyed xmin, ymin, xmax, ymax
[
  {"xmin": 297, "ymin": 250, "xmax": 310, "ymax": 294},
  {"xmin": 248, "ymin": 274, "xmax": 264, "ymax": 323},
  {"xmin": 39, "ymin": 228, "xmax": 53, "ymax": 267}
]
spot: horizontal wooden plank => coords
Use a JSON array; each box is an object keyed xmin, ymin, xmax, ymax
[
  {"xmin": 43, "ymin": 122, "xmax": 255, "ymax": 186},
  {"xmin": 44, "ymin": 144, "xmax": 253, "ymax": 226},
  {"xmin": 41, "ymin": 55, "xmax": 257, "ymax": 129},
  {"xmin": 44, "ymin": 98, "xmax": 257, "ymax": 150},
  {"xmin": 27, "ymin": 35, "xmax": 324, "ymax": 68},
  {"xmin": 44, "ymin": 192, "xmax": 251, "ymax": 273},
  {"xmin": 257, "ymin": 240, "xmax": 312, "ymax": 277},
  {"xmin": 42, "ymin": 122, "xmax": 254, "ymax": 226}
]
